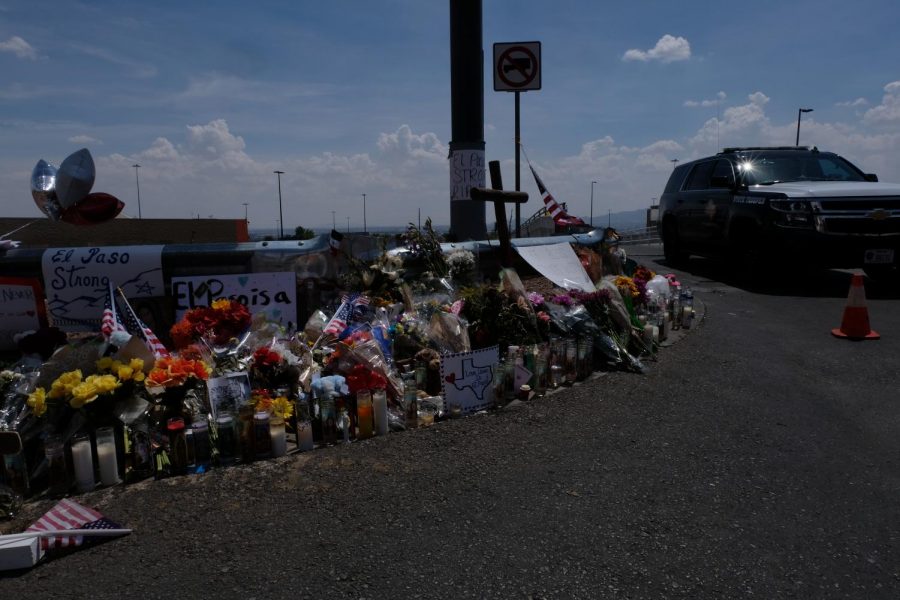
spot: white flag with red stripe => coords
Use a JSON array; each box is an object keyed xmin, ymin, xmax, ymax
[{"xmin": 100, "ymin": 281, "xmax": 128, "ymax": 341}]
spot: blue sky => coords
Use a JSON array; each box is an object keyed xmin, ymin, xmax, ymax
[{"xmin": 3, "ymin": 0, "xmax": 900, "ymax": 231}]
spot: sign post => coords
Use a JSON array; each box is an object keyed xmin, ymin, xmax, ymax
[{"xmin": 493, "ymin": 41, "xmax": 541, "ymax": 238}]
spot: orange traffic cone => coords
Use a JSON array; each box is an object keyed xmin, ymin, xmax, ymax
[{"xmin": 831, "ymin": 274, "xmax": 880, "ymax": 340}]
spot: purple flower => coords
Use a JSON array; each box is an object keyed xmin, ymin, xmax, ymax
[{"xmin": 527, "ymin": 292, "xmax": 545, "ymax": 307}]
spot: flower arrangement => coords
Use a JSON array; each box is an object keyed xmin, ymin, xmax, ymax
[
  {"xmin": 145, "ymin": 356, "xmax": 210, "ymax": 391},
  {"xmin": 252, "ymin": 389, "xmax": 294, "ymax": 420},
  {"xmin": 27, "ymin": 367, "xmax": 125, "ymax": 416},
  {"xmin": 247, "ymin": 342, "xmax": 302, "ymax": 390},
  {"xmin": 614, "ymin": 276, "xmax": 639, "ymax": 300},
  {"xmin": 345, "ymin": 363, "xmax": 388, "ymax": 394},
  {"xmin": 170, "ymin": 299, "xmax": 252, "ymax": 349}
]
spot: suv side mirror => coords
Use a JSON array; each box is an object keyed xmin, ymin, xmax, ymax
[
  {"xmin": 865, "ymin": 173, "xmax": 878, "ymax": 182},
  {"xmin": 710, "ymin": 175, "xmax": 734, "ymax": 189}
]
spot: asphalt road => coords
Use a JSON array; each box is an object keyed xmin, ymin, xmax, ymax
[{"xmin": 3, "ymin": 248, "xmax": 899, "ymax": 599}]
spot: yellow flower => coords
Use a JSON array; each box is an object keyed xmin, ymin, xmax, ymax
[
  {"xmin": 70, "ymin": 381, "xmax": 99, "ymax": 408},
  {"xmin": 91, "ymin": 374, "xmax": 121, "ymax": 395},
  {"xmin": 272, "ymin": 396, "xmax": 294, "ymax": 420},
  {"xmin": 96, "ymin": 357, "xmax": 114, "ymax": 371},
  {"xmin": 27, "ymin": 387, "xmax": 47, "ymax": 417},
  {"xmin": 49, "ymin": 370, "xmax": 83, "ymax": 399},
  {"xmin": 117, "ymin": 365, "xmax": 134, "ymax": 381},
  {"xmin": 129, "ymin": 358, "xmax": 145, "ymax": 373},
  {"xmin": 211, "ymin": 298, "xmax": 231, "ymax": 310}
]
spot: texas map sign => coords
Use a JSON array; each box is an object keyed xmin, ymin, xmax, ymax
[{"xmin": 440, "ymin": 345, "xmax": 499, "ymax": 415}]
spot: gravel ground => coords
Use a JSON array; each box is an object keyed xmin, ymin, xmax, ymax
[{"xmin": 3, "ymin": 256, "xmax": 899, "ymax": 599}]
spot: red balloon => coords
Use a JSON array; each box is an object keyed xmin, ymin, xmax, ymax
[{"xmin": 61, "ymin": 192, "xmax": 125, "ymax": 225}]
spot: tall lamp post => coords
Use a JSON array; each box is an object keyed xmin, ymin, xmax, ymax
[
  {"xmin": 796, "ymin": 108, "xmax": 813, "ymax": 146},
  {"xmin": 132, "ymin": 164, "xmax": 142, "ymax": 219},
  {"xmin": 362, "ymin": 193, "xmax": 367, "ymax": 233},
  {"xmin": 273, "ymin": 170, "xmax": 284, "ymax": 239},
  {"xmin": 590, "ymin": 181, "xmax": 597, "ymax": 227},
  {"xmin": 242, "ymin": 202, "xmax": 248, "ymax": 222},
  {"xmin": 331, "ymin": 210, "xmax": 336, "ymax": 230}
]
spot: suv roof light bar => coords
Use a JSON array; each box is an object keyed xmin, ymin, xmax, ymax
[{"xmin": 720, "ymin": 146, "xmax": 819, "ymax": 153}]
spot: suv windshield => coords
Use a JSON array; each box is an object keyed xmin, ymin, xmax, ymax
[{"xmin": 734, "ymin": 152, "xmax": 867, "ymax": 185}]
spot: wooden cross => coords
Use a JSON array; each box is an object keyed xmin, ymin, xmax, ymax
[{"xmin": 470, "ymin": 160, "xmax": 528, "ymax": 267}]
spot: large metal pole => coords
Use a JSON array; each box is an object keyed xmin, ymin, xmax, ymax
[
  {"xmin": 449, "ymin": 0, "xmax": 486, "ymax": 241},
  {"xmin": 132, "ymin": 164, "xmax": 142, "ymax": 219},
  {"xmin": 274, "ymin": 170, "xmax": 284, "ymax": 239},
  {"xmin": 514, "ymin": 91, "xmax": 521, "ymax": 238},
  {"xmin": 362, "ymin": 193, "xmax": 367, "ymax": 233}
]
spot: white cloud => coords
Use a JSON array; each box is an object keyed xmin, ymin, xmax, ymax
[
  {"xmin": 376, "ymin": 124, "xmax": 446, "ymax": 164},
  {"xmin": 836, "ymin": 97, "xmax": 868, "ymax": 108},
  {"xmin": 0, "ymin": 36, "xmax": 36, "ymax": 59},
  {"xmin": 68, "ymin": 135, "xmax": 102, "ymax": 145},
  {"xmin": 684, "ymin": 91, "xmax": 726, "ymax": 108},
  {"xmin": 623, "ymin": 34, "xmax": 691, "ymax": 63},
  {"xmin": 863, "ymin": 81, "xmax": 900, "ymax": 125},
  {"xmin": 70, "ymin": 43, "xmax": 157, "ymax": 78}
]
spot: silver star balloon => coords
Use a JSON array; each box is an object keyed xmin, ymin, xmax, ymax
[
  {"xmin": 30, "ymin": 159, "xmax": 62, "ymax": 220},
  {"xmin": 55, "ymin": 148, "xmax": 95, "ymax": 210}
]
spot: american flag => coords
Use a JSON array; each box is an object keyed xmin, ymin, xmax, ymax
[
  {"xmin": 322, "ymin": 293, "xmax": 369, "ymax": 337},
  {"xmin": 100, "ymin": 281, "xmax": 127, "ymax": 340},
  {"xmin": 530, "ymin": 165, "xmax": 586, "ymax": 227},
  {"xmin": 116, "ymin": 287, "xmax": 170, "ymax": 358},
  {"xmin": 25, "ymin": 499, "xmax": 122, "ymax": 551}
]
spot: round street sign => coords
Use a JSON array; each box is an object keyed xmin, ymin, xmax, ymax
[{"xmin": 493, "ymin": 41, "xmax": 541, "ymax": 92}]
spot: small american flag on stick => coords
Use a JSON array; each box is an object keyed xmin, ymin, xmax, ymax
[
  {"xmin": 24, "ymin": 498, "xmax": 127, "ymax": 551},
  {"xmin": 116, "ymin": 287, "xmax": 170, "ymax": 358},
  {"xmin": 100, "ymin": 281, "xmax": 127, "ymax": 341}
]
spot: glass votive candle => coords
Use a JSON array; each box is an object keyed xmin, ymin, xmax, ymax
[
  {"xmin": 71, "ymin": 432, "xmax": 95, "ymax": 493},
  {"xmin": 270, "ymin": 416, "xmax": 287, "ymax": 457},
  {"xmin": 95, "ymin": 426, "xmax": 120, "ymax": 486}
]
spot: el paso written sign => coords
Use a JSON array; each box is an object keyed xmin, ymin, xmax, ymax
[{"xmin": 41, "ymin": 245, "xmax": 164, "ymax": 329}]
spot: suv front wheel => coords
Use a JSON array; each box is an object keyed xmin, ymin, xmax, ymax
[{"xmin": 662, "ymin": 219, "xmax": 689, "ymax": 267}]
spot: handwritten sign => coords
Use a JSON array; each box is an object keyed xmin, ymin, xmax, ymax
[
  {"xmin": 513, "ymin": 242, "xmax": 595, "ymax": 292},
  {"xmin": 172, "ymin": 272, "xmax": 296, "ymax": 325},
  {"xmin": 449, "ymin": 149, "xmax": 486, "ymax": 201},
  {"xmin": 0, "ymin": 277, "xmax": 48, "ymax": 350},
  {"xmin": 41, "ymin": 245, "xmax": 164, "ymax": 330},
  {"xmin": 440, "ymin": 345, "xmax": 499, "ymax": 415}
]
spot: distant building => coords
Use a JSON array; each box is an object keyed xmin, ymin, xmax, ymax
[{"xmin": 0, "ymin": 217, "xmax": 250, "ymax": 248}]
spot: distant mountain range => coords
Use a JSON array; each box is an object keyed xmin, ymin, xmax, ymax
[{"xmin": 249, "ymin": 208, "xmax": 650, "ymax": 240}]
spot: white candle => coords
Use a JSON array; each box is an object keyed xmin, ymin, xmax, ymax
[
  {"xmin": 682, "ymin": 306, "xmax": 693, "ymax": 328},
  {"xmin": 373, "ymin": 390, "xmax": 388, "ymax": 436},
  {"xmin": 71, "ymin": 439, "xmax": 95, "ymax": 492},
  {"xmin": 652, "ymin": 325, "xmax": 660, "ymax": 344},
  {"xmin": 97, "ymin": 443, "xmax": 119, "ymax": 486},
  {"xmin": 643, "ymin": 324, "xmax": 654, "ymax": 346},
  {"xmin": 270, "ymin": 423, "xmax": 287, "ymax": 457},
  {"xmin": 297, "ymin": 421, "xmax": 314, "ymax": 451}
]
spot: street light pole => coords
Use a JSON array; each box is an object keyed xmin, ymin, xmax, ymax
[
  {"xmin": 331, "ymin": 210, "xmax": 336, "ymax": 230},
  {"xmin": 273, "ymin": 170, "xmax": 284, "ymax": 239},
  {"xmin": 346, "ymin": 216, "xmax": 350, "ymax": 233},
  {"xmin": 608, "ymin": 208, "xmax": 611, "ymax": 228},
  {"xmin": 796, "ymin": 108, "xmax": 813, "ymax": 146},
  {"xmin": 590, "ymin": 181, "xmax": 597, "ymax": 228},
  {"xmin": 132, "ymin": 164, "xmax": 142, "ymax": 219},
  {"xmin": 362, "ymin": 193, "xmax": 367, "ymax": 233},
  {"xmin": 242, "ymin": 202, "xmax": 248, "ymax": 222}
]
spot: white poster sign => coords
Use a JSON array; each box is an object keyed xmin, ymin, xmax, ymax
[
  {"xmin": 171, "ymin": 272, "xmax": 296, "ymax": 325},
  {"xmin": 0, "ymin": 278, "xmax": 48, "ymax": 350},
  {"xmin": 449, "ymin": 149, "xmax": 486, "ymax": 201},
  {"xmin": 514, "ymin": 242, "xmax": 595, "ymax": 292},
  {"xmin": 440, "ymin": 345, "xmax": 499, "ymax": 415},
  {"xmin": 41, "ymin": 246, "xmax": 164, "ymax": 330}
]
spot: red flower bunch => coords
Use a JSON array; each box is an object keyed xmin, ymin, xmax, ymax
[
  {"xmin": 170, "ymin": 298, "xmax": 252, "ymax": 349},
  {"xmin": 145, "ymin": 356, "xmax": 210, "ymax": 389},
  {"xmin": 345, "ymin": 364, "xmax": 388, "ymax": 394},
  {"xmin": 251, "ymin": 347, "xmax": 282, "ymax": 372}
]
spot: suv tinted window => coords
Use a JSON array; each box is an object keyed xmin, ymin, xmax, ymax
[
  {"xmin": 734, "ymin": 152, "xmax": 867, "ymax": 184},
  {"xmin": 711, "ymin": 159, "xmax": 735, "ymax": 187},
  {"xmin": 684, "ymin": 161, "xmax": 716, "ymax": 191},
  {"xmin": 664, "ymin": 164, "xmax": 690, "ymax": 194}
]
